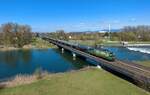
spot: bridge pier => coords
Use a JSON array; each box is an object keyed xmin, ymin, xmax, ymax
[
  {"xmin": 61, "ymin": 48, "xmax": 64, "ymax": 53},
  {"xmin": 97, "ymin": 65, "xmax": 102, "ymax": 69},
  {"xmin": 72, "ymin": 53, "xmax": 76, "ymax": 60}
]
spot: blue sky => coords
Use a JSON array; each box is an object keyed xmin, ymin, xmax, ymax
[{"xmin": 0, "ymin": 0, "xmax": 150, "ymax": 32}]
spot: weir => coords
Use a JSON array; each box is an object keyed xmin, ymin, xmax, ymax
[{"xmin": 42, "ymin": 37, "xmax": 150, "ymax": 91}]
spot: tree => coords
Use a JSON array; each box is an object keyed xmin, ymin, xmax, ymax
[
  {"xmin": 56, "ymin": 30, "xmax": 68, "ymax": 40},
  {"xmin": 16, "ymin": 25, "xmax": 32, "ymax": 47},
  {"xmin": 1, "ymin": 23, "xmax": 16, "ymax": 46},
  {"xmin": 0, "ymin": 22, "xmax": 32, "ymax": 47},
  {"xmin": 120, "ymin": 25, "xmax": 150, "ymax": 41}
]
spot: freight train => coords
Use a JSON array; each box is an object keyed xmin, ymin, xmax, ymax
[{"xmin": 57, "ymin": 40, "xmax": 115, "ymax": 61}]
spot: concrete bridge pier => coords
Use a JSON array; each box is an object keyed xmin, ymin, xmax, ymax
[
  {"xmin": 72, "ymin": 53, "xmax": 76, "ymax": 60},
  {"xmin": 97, "ymin": 65, "xmax": 102, "ymax": 69},
  {"xmin": 61, "ymin": 48, "xmax": 64, "ymax": 53}
]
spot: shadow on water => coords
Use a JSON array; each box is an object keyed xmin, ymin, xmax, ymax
[
  {"xmin": 53, "ymin": 49, "xmax": 93, "ymax": 69},
  {"xmin": 21, "ymin": 50, "xmax": 32, "ymax": 64},
  {"xmin": 0, "ymin": 51, "xmax": 18, "ymax": 67},
  {"xmin": 0, "ymin": 50, "xmax": 32, "ymax": 67}
]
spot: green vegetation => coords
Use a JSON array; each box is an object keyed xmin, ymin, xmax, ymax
[
  {"xmin": 1, "ymin": 24, "xmax": 150, "ymax": 48},
  {"xmin": 0, "ymin": 68, "xmax": 149, "ymax": 95},
  {"xmin": 70, "ymin": 40, "xmax": 150, "ymax": 47},
  {"xmin": 0, "ymin": 23, "xmax": 55, "ymax": 49},
  {"xmin": 0, "ymin": 22, "xmax": 32, "ymax": 48},
  {"xmin": 119, "ymin": 26, "xmax": 150, "ymax": 41},
  {"xmin": 70, "ymin": 40, "xmax": 121, "ymax": 46},
  {"xmin": 30, "ymin": 37, "xmax": 54, "ymax": 48},
  {"xmin": 69, "ymin": 40, "xmax": 97, "ymax": 46},
  {"xmin": 136, "ymin": 61, "xmax": 150, "ymax": 67},
  {"xmin": 44, "ymin": 25, "xmax": 150, "ymax": 46},
  {"xmin": 47, "ymin": 30, "xmax": 68, "ymax": 40}
]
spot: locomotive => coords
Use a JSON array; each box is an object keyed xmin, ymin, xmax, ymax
[{"xmin": 87, "ymin": 48, "xmax": 115, "ymax": 61}]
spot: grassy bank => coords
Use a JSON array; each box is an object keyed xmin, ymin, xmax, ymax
[
  {"xmin": 27, "ymin": 37, "xmax": 55, "ymax": 48},
  {"xmin": 0, "ymin": 68, "xmax": 149, "ymax": 95},
  {"xmin": 69, "ymin": 40, "xmax": 150, "ymax": 46},
  {"xmin": 136, "ymin": 61, "xmax": 150, "ymax": 67},
  {"xmin": 0, "ymin": 37, "xmax": 55, "ymax": 51},
  {"xmin": 69, "ymin": 40, "xmax": 121, "ymax": 46}
]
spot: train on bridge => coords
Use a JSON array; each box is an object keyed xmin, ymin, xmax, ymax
[
  {"xmin": 42, "ymin": 37, "xmax": 150, "ymax": 91},
  {"xmin": 56, "ymin": 40, "xmax": 115, "ymax": 61}
]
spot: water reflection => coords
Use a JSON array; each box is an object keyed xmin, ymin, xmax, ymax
[
  {"xmin": 53, "ymin": 49, "xmax": 90, "ymax": 69},
  {"xmin": 0, "ymin": 50, "xmax": 32, "ymax": 67},
  {"xmin": 0, "ymin": 49, "xmax": 89, "ymax": 79},
  {"xmin": 21, "ymin": 50, "xmax": 32, "ymax": 63}
]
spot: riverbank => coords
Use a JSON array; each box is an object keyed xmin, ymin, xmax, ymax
[
  {"xmin": 70, "ymin": 40, "xmax": 150, "ymax": 47},
  {"xmin": 0, "ymin": 37, "xmax": 55, "ymax": 51},
  {"xmin": 0, "ymin": 67, "xmax": 149, "ymax": 95},
  {"xmin": 136, "ymin": 61, "xmax": 150, "ymax": 67}
]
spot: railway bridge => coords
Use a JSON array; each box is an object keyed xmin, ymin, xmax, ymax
[{"xmin": 42, "ymin": 37, "xmax": 150, "ymax": 91}]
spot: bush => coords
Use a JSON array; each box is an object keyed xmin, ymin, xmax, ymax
[{"xmin": 34, "ymin": 67, "xmax": 43, "ymax": 80}]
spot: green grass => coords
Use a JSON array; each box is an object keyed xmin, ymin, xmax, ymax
[
  {"xmin": 128, "ymin": 41, "xmax": 150, "ymax": 44},
  {"xmin": 0, "ymin": 68, "xmax": 149, "ymax": 95},
  {"xmin": 70, "ymin": 40, "xmax": 121, "ymax": 46},
  {"xmin": 31, "ymin": 37, "xmax": 55, "ymax": 48},
  {"xmin": 136, "ymin": 61, "xmax": 150, "ymax": 67},
  {"xmin": 69, "ymin": 40, "xmax": 96, "ymax": 46},
  {"xmin": 70, "ymin": 40, "xmax": 150, "ymax": 47}
]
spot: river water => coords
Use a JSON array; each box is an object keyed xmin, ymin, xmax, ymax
[
  {"xmin": 127, "ymin": 46, "xmax": 150, "ymax": 54},
  {"xmin": 0, "ymin": 47, "xmax": 150, "ymax": 80},
  {"xmin": 104, "ymin": 46, "xmax": 150, "ymax": 61},
  {"xmin": 0, "ymin": 49, "xmax": 89, "ymax": 79}
]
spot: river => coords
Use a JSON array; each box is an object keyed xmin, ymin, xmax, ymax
[
  {"xmin": 0, "ymin": 47, "xmax": 150, "ymax": 80},
  {"xmin": 104, "ymin": 46, "xmax": 150, "ymax": 61},
  {"xmin": 0, "ymin": 49, "xmax": 90, "ymax": 79}
]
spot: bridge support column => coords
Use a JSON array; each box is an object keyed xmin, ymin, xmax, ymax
[
  {"xmin": 97, "ymin": 65, "xmax": 102, "ymax": 69},
  {"xmin": 61, "ymin": 48, "xmax": 64, "ymax": 53},
  {"xmin": 72, "ymin": 53, "xmax": 76, "ymax": 60}
]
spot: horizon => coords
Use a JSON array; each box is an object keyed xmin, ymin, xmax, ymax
[{"xmin": 0, "ymin": 0, "xmax": 150, "ymax": 32}]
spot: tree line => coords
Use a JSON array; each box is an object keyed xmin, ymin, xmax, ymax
[
  {"xmin": 117, "ymin": 25, "xmax": 150, "ymax": 41},
  {"xmin": 46, "ymin": 25, "xmax": 150, "ymax": 42},
  {"xmin": 0, "ymin": 23, "xmax": 33, "ymax": 47}
]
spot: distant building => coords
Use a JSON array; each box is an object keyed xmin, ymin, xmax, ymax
[{"xmin": 99, "ymin": 30, "xmax": 107, "ymax": 33}]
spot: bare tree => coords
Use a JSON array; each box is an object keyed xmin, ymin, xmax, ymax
[{"xmin": 0, "ymin": 22, "xmax": 32, "ymax": 47}]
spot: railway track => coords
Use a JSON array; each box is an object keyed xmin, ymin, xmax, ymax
[
  {"xmin": 53, "ymin": 40, "xmax": 150, "ymax": 76},
  {"xmin": 115, "ymin": 60, "xmax": 150, "ymax": 76}
]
